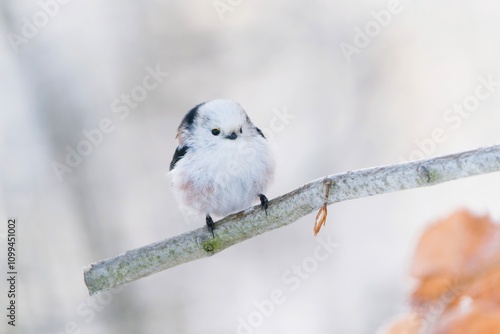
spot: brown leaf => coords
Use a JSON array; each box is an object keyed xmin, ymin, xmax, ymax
[
  {"xmin": 313, "ymin": 204, "xmax": 327, "ymax": 236},
  {"xmin": 436, "ymin": 302, "xmax": 500, "ymax": 334},
  {"xmin": 313, "ymin": 180, "xmax": 332, "ymax": 236},
  {"xmin": 380, "ymin": 209, "xmax": 500, "ymax": 334},
  {"xmin": 411, "ymin": 210, "xmax": 500, "ymax": 279},
  {"xmin": 411, "ymin": 275, "xmax": 464, "ymax": 308},
  {"xmin": 455, "ymin": 264, "xmax": 500, "ymax": 307}
]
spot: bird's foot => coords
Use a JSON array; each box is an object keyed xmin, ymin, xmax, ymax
[
  {"xmin": 258, "ymin": 194, "xmax": 269, "ymax": 216},
  {"xmin": 206, "ymin": 215, "xmax": 215, "ymax": 237}
]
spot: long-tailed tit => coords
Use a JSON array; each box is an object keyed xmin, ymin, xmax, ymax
[{"xmin": 168, "ymin": 99, "xmax": 274, "ymax": 236}]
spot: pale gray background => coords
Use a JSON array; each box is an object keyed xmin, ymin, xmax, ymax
[{"xmin": 1, "ymin": 0, "xmax": 500, "ymax": 333}]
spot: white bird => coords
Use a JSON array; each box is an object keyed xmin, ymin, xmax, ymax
[{"xmin": 168, "ymin": 99, "xmax": 274, "ymax": 236}]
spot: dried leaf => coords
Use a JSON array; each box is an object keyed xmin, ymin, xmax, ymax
[
  {"xmin": 313, "ymin": 180, "xmax": 332, "ymax": 236},
  {"xmin": 411, "ymin": 275, "xmax": 464, "ymax": 307},
  {"xmin": 411, "ymin": 210, "xmax": 500, "ymax": 279},
  {"xmin": 380, "ymin": 210, "xmax": 500, "ymax": 334},
  {"xmin": 313, "ymin": 203, "xmax": 327, "ymax": 236},
  {"xmin": 436, "ymin": 302, "xmax": 500, "ymax": 334},
  {"xmin": 457, "ymin": 265, "xmax": 500, "ymax": 306}
]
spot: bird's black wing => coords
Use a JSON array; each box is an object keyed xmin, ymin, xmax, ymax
[
  {"xmin": 170, "ymin": 146, "xmax": 189, "ymax": 171},
  {"xmin": 170, "ymin": 102, "xmax": 204, "ymax": 171},
  {"xmin": 255, "ymin": 127, "xmax": 266, "ymax": 139}
]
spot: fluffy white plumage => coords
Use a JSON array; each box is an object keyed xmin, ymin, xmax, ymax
[{"xmin": 168, "ymin": 99, "xmax": 274, "ymax": 231}]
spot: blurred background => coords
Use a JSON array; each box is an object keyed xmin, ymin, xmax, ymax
[{"xmin": 1, "ymin": 0, "xmax": 500, "ymax": 333}]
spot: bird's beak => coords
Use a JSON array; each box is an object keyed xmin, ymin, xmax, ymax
[{"xmin": 226, "ymin": 132, "xmax": 238, "ymax": 140}]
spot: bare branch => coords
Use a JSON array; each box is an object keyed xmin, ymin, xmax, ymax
[{"xmin": 84, "ymin": 145, "xmax": 500, "ymax": 295}]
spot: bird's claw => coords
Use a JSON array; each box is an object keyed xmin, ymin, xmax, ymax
[
  {"xmin": 206, "ymin": 215, "xmax": 215, "ymax": 238},
  {"xmin": 259, "ymin": 194, "xmax": 269, "ymax": 216}
]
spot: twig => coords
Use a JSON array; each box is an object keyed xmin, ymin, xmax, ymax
[{"xmin": 84, "ymin": 145, "xmax": 500, "ymax": 295}]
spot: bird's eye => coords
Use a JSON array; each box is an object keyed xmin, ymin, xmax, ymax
[
  {"xmin": 239, "ymin": 126, "xmax": 243, "ymax": 134},
  {"xmin": 211, "ymin": 128, "xmax": 221, "ymax": 136}
]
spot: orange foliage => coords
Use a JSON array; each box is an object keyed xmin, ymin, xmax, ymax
[
  {"xmin": 436, "ymin": 303, "xmax": 500, "ymax": 334},
  {"xmin": 381, "ymin": 209, "xmax": 500, "ymax": 334},
  {"xmin": 411, "ymin": 210, "xmax": 500, "ymax": 279}
]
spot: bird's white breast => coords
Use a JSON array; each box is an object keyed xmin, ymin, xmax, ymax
[{"xmin": 170, "ymin": 136, "xmax": 273, "ymax": 217}]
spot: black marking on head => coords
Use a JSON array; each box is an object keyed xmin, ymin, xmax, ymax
[
  {"xmin": 170, "ymin": 146, "xmax": 189, "ymax": 171},
  {"xmin": 255, "ymin": 127, "xmax": 266, "ymax": 139},
  {"xmin": 180, "ymin": 102, "xmax": 206, "ymax": 132}
]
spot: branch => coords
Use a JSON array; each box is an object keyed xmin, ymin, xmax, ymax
[{"xmin": 84, "ymin": 145, "xmax": 500, "ymax": 295}]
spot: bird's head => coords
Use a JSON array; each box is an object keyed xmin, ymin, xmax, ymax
[{"xmin": 178, "ymin": 99, "xmax": 264, "ymax": 149}]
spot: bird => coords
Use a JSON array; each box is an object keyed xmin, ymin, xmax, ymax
[{"xmin": 168, "ymin": 99, "xmax": 274, "ymax": 237}]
